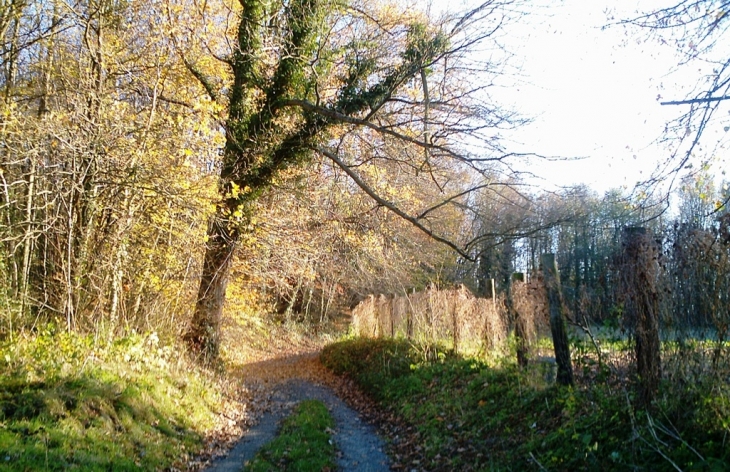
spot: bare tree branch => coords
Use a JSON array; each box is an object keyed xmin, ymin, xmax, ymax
[
  {"xmin": 661, "ymin": 95, "xmax": 730, "ymax": 105},
  {"xmin": 315, "ymin": 145, "xmax": 473, "ymax": 260}
]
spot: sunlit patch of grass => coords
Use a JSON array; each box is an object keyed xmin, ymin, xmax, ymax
[
  {"xmin": 245, "ymin": 400, "xmax": 336, "ymax": 472},
  {"xmin": 0, "ymin": 327, "xmax": 224, "ymax": 471}
]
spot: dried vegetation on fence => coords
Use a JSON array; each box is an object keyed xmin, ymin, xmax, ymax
[{"xmin": 351, "ymin": 282, "xmax": 549, "ymax": 353}]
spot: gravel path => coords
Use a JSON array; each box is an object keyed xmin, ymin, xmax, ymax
[{"xmin": 205, "ymin": 375, "xmax": 390, "ymax": 472}]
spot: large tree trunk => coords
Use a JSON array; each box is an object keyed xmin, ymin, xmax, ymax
[
  {"xmin": 185, "ymin": 212, "xmax": 239, "ymax": 365},
  {"xmin": 622, "ymin": 227, "xmax": 661, "ymax": 407},
  {"xmin": 542, "ymin": 253, "xmax": 574, "ymax": 386},
  {"xmin": 181, "ymin": 0, "xmax": 262, "ymax": 364}
]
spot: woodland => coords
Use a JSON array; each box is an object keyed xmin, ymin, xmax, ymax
[{"xmin": 1, "ymin": 0, "xmax": 730, "ymax": 470}]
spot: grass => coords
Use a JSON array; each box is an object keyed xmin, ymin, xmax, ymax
[
  {"xmin": 245, "ymin": 399, "xmax": 336, "ymax": 472},
  {"xmin": 0, "ymin": 326, "xmax": 227, "ymax": 471},
  {"xmin": 321, "ymin": 337, "xmax": 730, "ymax": 471}
]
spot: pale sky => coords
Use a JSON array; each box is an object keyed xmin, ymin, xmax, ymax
[
  {"xmin": 447, "ymin": 0, "xmax": 729, "ymax": 194},
  {"xmin": 498, "ymin": 0, "xmax": 680, "ymax": 193}
]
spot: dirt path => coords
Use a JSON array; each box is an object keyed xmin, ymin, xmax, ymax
[{"xmin": 203, "ymin": 352, "xmax": 391, "ymax": 472}]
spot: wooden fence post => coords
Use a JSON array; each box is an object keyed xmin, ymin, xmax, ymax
[
  {"xmin": 622, "ymin": 227, "xmax": 661, "ymax": 407},
  {"xmin": 407, "ymin": 288, "xmax": 415, "ymax": 339},
  {"xmin": 541, "ymin": 253, "xmax": 574, "ymax": 386},
  {"xmin": 510, "ymin": 272, "xmax": 529, "ymax": 368},
  {"xmin": 452, "ymin": 292, "xmax": 459, "ymax": 353},
  {"xmin": 389, "ymin": 294, "xmax": 395, "ymax": 338}
]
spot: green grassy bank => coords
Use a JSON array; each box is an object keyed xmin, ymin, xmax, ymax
[
  {"xmin": 0, "ymin": 327, "xmax": 228, "ymax": 471},
  {"xmin": 321, "ymin": 337, "xmax": 730, "ymax": 471}
]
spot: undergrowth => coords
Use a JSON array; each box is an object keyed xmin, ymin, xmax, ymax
[
  {"xmin": 321, "ymin": 337, "xmax": 730, "ymax": 471},
  {"xmin": 0, "ymin": 326, "xmax": 226, "ymax": 471},
  {"xmin": 245, "ymin": 400, "xmax": 336, "ymax": 472}
]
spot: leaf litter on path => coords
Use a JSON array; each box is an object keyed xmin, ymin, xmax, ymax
[{"xmin": 200, "ymin": 349, "xmax": 391, "ymax": 472}]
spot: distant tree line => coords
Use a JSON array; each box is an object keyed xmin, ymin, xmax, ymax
[{"xmin": 463, "ymin": 174, "xmax": 730, "ymax": 337}]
